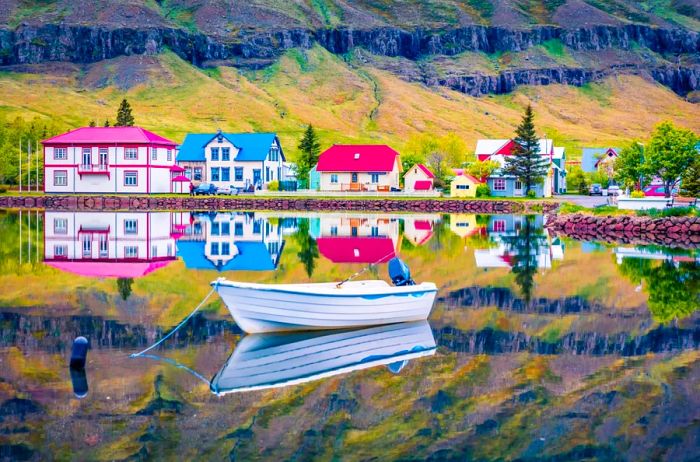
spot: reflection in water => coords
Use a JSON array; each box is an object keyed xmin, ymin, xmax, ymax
[
  {"xmin": 210, "ymin": 321, "xmax": 436, "ymax": 395},
  {"xmin": 294, "ymin": 218, "xmax": 319, "ymax": 277},
  {"xmin": 312, "ymin": 214, "xmax": 401, "ymax": 264}
]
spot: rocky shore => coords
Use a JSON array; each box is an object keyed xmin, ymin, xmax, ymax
[{"xmin": 545, "ymin": 213, "xmax": 700, "ymax": 247}]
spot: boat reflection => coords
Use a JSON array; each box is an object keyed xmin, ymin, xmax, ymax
[{"xmin": 210, "ymin": 321, "xmax": 436, "ymax": 395}]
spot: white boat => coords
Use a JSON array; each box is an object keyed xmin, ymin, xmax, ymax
[
  {"xmin": 210, "ymin": 321, "xmax": 436, "ymax": 395},
  {"xmin": 212, "ymin": 279, "xmax": 438, "ymax": 333}
]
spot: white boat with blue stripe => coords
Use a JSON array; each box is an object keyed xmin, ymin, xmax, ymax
[{"xmin": 213, "ymin": 258, "xmax": 437, "ymax": 333}]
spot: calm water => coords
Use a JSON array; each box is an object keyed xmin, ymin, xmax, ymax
[{"xmin": 0, "ymin": 209, "xmax": 698, "ymax": 461}]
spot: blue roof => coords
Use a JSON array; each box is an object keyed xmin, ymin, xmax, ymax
[
  {"xmin": 176, "ymin": 240, "xmax": 281, "ymax": 271},
  {"xmin": 176, "ymin": 133, "xmax": 284, "ymax": 162}
]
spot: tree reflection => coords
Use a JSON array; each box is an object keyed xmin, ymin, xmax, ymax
[
  {"xmin": 619, "ymin": 257, "xmax": 700, "ymax": 322},
  {"xmin": 294, "ymin": 219, "xmax": 319, "ymax": 278},
  {"xmin": 117, "ymin": 277, "xmax": 133, "ymax": 301},
  {"xmin": 501, "ymin": 217, "xmax": 548, "ymax": 305}
]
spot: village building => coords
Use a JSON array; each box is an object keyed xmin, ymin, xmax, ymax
[
  {"xmin": 450, "ymin": 173, "xmax": 482, "ymax": 198},
  {"xmin": 43, "ymin": 211, "xmax": 177, "ymax": 278},
  {"xmin": 403, "ymin": 164, "xmax": 435, "ymax": 192},
  {"xmin": 43, "ymin": 127, "xmax": 178, "ymax": 194},
  {"xmin": 176, "ymin": 131, "xmax": 285, "ymax": 190},
  {"xmin": 475, "ymin": 139, "xmax": 566, "ymax": 197},
  {"xmin": 316, "ymin": 145, "xmax": 401, "ymax": 192},
  {"xmin": 402, "ymin": 215, "xmax": 439, "ymax": 246},
  {"xmin": 581, "ymin": 147, "xmax": 619, "ymax": 175}
]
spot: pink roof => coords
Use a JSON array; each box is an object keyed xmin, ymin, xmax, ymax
[
  {"xmin": 317, "ymin": 237, "xmax": 396, "ymax": 263},
  {"xmin": 414, "ymin": 164, "xmax": 435, "ymax": 178},
  {"xmin": 170, "ymin": 164, "xmax": 186, "ymax": 172},
  {"xmin": 42, "ymin": 127, "xmax": 176, "ymax": 146},
  {"xmin": 414, "ymin": 180, "xmax": 433, "ymax": 191},
  {"xmin": 413, "ymin": 220, "xmax": 433, "ymax": 231},
  {"xmin": 316, "ymin": 145, "xmax": 400, "ymax": 172},
  {"xmin": 172, "ymin": 175, "xmax": 191, "ymax": 182},
  {"xmin": 45, "ymin": 259, "xmax": 174, "ymax": 278}
]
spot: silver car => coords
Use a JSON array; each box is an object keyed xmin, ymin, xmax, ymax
[{"xmin": 216, "ymin": 185, "xmax": 239, "ymax": 195}]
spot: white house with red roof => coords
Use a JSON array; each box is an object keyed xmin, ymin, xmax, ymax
[
  {"xmin": 43, "ymin": 126, "xmax": 178, "ymax": 194},
  {"xmin": 475, "ymin": 138, "xmax": 566, "ymax": 197},
  {"xmin": 311, "ymin": 214, "xmax": 401, "ymax": 264},
  {"xmin": 316, "ymin": 145, "xmax": 401, "ymax": 192},
  {"xmin": 403, "ymin": 163, "xmax": 435, "ymax": 192}
]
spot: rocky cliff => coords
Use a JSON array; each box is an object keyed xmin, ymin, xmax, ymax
[{"xmin": 0, "ymin": 23, "xmax": 698, "ymax": 96}]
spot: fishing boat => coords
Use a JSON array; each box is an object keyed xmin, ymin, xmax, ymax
[
  {"xmin": 210, "ymin": 321, "xmax": 436, "ymax": 395},
  {"xmin": 212, "ymin": 258, "xmax": 437, "ymax": 333}
]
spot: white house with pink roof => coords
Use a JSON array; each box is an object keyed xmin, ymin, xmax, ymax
[
  {"xmin": 43, "ymin": 126, "xmax": 179, "ymax": 194},
  {"xmin": 403, "ymin": 163, "xmax": 435, "ymax": 192}
]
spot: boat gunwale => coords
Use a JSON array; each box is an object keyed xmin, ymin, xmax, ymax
[{"xmin": 212, "ymin": 279, "xmax": 438, "ymax": 298}]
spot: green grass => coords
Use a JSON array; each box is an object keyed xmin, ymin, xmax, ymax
[
  {"xmin": 541, "ymin": 39, "xmax": 567, "ymax": 58},
  {"xmin": 577, "ymin": 81, "xmax": 613, "ymax": 107},
  {"xmin": 636, "ymin": 206, "xmax": 698, "ymax": 217},
  {"xmin": 8, "ymin": 0, "xmax": 62, "ymax": 28}
]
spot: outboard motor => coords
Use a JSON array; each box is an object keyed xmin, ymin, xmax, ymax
[{"xmin": 388, "ymin": 257, "xmax": 415, "ymax": 286}]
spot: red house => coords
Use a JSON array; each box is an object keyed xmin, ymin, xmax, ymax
[{"xmin": 316, "ymin": 144, "xmax": 402, "ymax": 192}]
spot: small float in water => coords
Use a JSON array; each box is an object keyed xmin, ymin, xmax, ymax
[
  {"xmin": 210, "ymin": 321, "xmax": 436, "ymax": 395},
  {"xmin": 212, "ymin": 258, "xmax": 437, "ymax": 333}
]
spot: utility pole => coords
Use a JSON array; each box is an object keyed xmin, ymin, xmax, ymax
[
  {"xmin": 19, "ymin": 139, "xmax": 22, "ymax": 193},
  {"xmin": 36, "ymin": 140, "xmax": 39, "ymax": 192}
]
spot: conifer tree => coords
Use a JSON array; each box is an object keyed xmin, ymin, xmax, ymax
[
  {"xmin": 296, "ymin": 124, "xmax": 321, "ymax": 188},
  {"xmin": 115, "ymin": 99, "xmax": 135, "ymax": 127},
  {"xmin": 503, "ymin": 105, "xmax": 549, "ymax": 194},
  {"xmin": 681, "ymin": 158, "xmax": 700, "ymax": 197},
  {"xmin": 88, "ymin": 120, "xmax": 96, "ymax": 127},
  {"xmin": 104, "ymin": 119, "xmax": 111, "ymax": 127}
]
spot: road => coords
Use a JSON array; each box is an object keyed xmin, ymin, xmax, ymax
[{"xmin": 556, "ymin": 194, "xmax": 610, "ymax": 208}]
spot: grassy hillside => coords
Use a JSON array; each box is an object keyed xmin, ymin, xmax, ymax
[{"xmin": 0, "ymin": 47, "xmax": 698, "ymax": 159}]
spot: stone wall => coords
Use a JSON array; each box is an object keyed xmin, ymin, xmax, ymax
[
  {"xmin": 545, "ymin": 213, "xmax": 700, "ymax": 247},
  {"xmin": 0, "ymin": 195, "xmax": 525, "ymax": 214}
]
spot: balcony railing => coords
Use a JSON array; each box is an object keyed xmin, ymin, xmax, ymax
[{"xmin": 78, "ymin": 164, "xmax": 110, "ymax": 177}]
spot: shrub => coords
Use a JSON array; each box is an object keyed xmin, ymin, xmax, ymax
[
  {"xmin": 0, "ymin": 186, "xmax": 7, "ymax": 194},
  {"xmin": 526, "ymin": 189, "xmax": 537, "ymax": 198},
  {"xmin": 630, "ymin": 190, "xmax": 645, "ymax": 198},
  {"xmin": 476, "ymin": 183, "xmax": 491, "ymax": 197},
  {"xmin": 267, "ymin": 180, "xmax": 279, "ymax": 192},
  {"xmin": 637, "ymin": 207, "xmax": 694, "ymax": 218}
]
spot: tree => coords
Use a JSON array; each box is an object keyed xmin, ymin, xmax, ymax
[
  {"xmin": 501, "ymin": 216, "xmax": 547, "ymax": 305},
  {"xmin": 680, "ymin": 156, "xmax": 700, "ymax": 198},
  {"xmin": 88, "ymin": 120, "xmax": 96, "ymax": 127},
  {"xmin": 104, "ymin": 119, "xmax": 111, "ymax": 127},
  {"xmin": 503, "ymin": 105, "xmax": 549, "ymax": 194},
  {"xmin": 614, "ymin": 141, "xmax": 646, "ymax": 190},
  {"xmin": 467, "ymin": 160, "xmax": 500, "ymax": 181},
  {"xmin": 400, "ymin": 151, "xmax": 426, "ymax": 174},
  {"xmin": 296, "ymin": 124, "xmax": 321, "ymax": 188},
  {"xmin": 115, "ymin": 99, "xmax": 135, "ymax": 127},
  {"xmin": 644, "ymin": 121, "xmax": 699, "ymax": 197},
  {"xmin": 294, "ymin": 219, "xmax": 319, "ymax": 278},
  {"xmin": 566, "ymin": 165, "xmax": 588, "ymax": 194}
]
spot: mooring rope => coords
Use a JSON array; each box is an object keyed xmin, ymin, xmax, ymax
[
  {"xmin": 336, "ymin": 251, "xmax": 396, "ymax": 288},
  {"xmin": 129, "ymin": 278, "xmax": 223, "ymax": 358}
]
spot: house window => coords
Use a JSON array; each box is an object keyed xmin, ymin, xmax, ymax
[
  {"xmin": 234, "ymin": 167, "xmax": 243, "ymax": 181},
  {"xmin": 100, "ymin": 237, "xmax": 109, "ymax": 257},
  {"xmin": 53, "ymin": 170, "xmax": 67, "ymax": 186},
  {"xmin": 222, "ymin": 148, "xmax": 230, "ymax": 161},
  {"xmin": 457, "ymin": 184, "xmax": 469, "ymax": 190},
  {"xmin": 124, "ymin": 171, "xmax": 138, "ymax": 186},
  {"xmin": 493, "ymin": 220, "xmax": 506, "ymax": 233},
  {"xmin": 185, "ymin": 167, "xmax": 192, "ymax": 179},
  {"xmin": 54, "ymin": 148, "xmax": 67, "ymax": 160},
  {"xmin": 82, "ymin": 148, "xmax": 91, "ymax": 166},
  {"xmin": 99, "ymin": 148, "xmax": 108, "ymax": 166},
  {"xmin": 151, "ymin": 147, "xmax": 157, "ymax": 161},
  {"xmin": 124, "ymin": 219, "xmax": 138, "ymax": 234},
  {"xmin": 493, "ymin": 179, "xmax": 506, "ymax": 191},
  {"xmin": 125, "ymin": 148, "xmax": 138, "ymax": 160},
  {"xmin": 351, "ymin": 226, "xmax": 358, "ymax": 237},
  {"xmin": 211, "ymin": 168, "xmax": 220, "ymax": 182},
  {"xmin": 167, "ymin": 149, "xmax": 172, "ymax": 161},
  {"xmin": 269, "ymin": 147, "xmax": 279, "ymax": 161},
  {"xmin": 253, "ymin": 221, "xmax": 261, "ymax": 234},
  {"xmin": 211, "ymin": 223, "xmax": 220, "ymax": 236},
  {"xmin": 54, "ymin": 218, "xmax": 68, "ymax": 234},
  {"xmin": 330, "ymin": 226, "xmax": 338, "ymax": 236},
  {"xmin": 210, "ymin": 243, "xmax": 220, "ymax": 256},
  {"xmin": 456, "ymin": 222, "xmax": 470, "ymax": 228},
  {"xmin": 193, "ymin": 167, "xmax": 202, "ymax": 181},
  {"xmin": 515, "ymin": 180, "xmax": 523, "ymax": 190},
  {"xmin": 54, "ymin": 245, "xmax": 67, "ymax": 257},
  {"xmin": 125, "ymin": 246, "xmax": 138, "ymax": 258},
  {"xmin": 235, "ymin": 222, "xmax": 243, "ymax": 236},
  {"xmin": 151, "ymin": 245, "xmax": 158, "ymax": 258},
  {"xmin": 221, "ymin": 167, "xmax": 230, "ymax": 182},
  {"xmin": 82, "ymin": 236, "xmax": 91, "ymax": 257},
  {"xmin": 211, "ymin": 147, "xmax": 219, "ymax": 161},
  {"xmin": 371, "ymin": 226, "xmax": 379, "ymax": 237},
  {"xmin": 221, "ymin": 222, "xmax": 230, "ymax": 235},
  {"xmin": 330, "ymin": 174, "xmax": 338, "ymax": 184},
  {"xmin": 221, "ymin": 243, "xmax": 230, "ymax": 255},
  {"xmin": 167, "ymin": 244, "xmax": 173, "ymax": 257},
  {"xmin": 371, "ymin": 173, "xmax": 380, "ymax": 183}
]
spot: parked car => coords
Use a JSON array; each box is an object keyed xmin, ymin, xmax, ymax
[
  {"xmin": 643, "ymin": 185, "xmax": 680, "ymax": 197},
  {"xmin": 216, "ymin": 185, "xmax": 239, "ymax": 195},
  {"xmin": 607, "ymin": 185, "xmax": 621, "ymax": 196},
  {"xmin": 589, "ymin": 184, "xmax": 603, "ymax": 196},
  {"xmin": 193, "ymin": 183, "xmax": 217, "ymax": 195}
]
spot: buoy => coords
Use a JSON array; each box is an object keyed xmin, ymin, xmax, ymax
[
  {"xmin": 70, "ymin": 367, "xmax": 88, "ymax": 398},
  {"xmin": 70, "ymin": 336, "xmax": 89, "ymax": 369}
]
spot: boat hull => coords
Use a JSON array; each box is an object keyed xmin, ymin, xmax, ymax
[{"xmin": 213, "ymin": 280, "xmax": 437, "ymax": 333}]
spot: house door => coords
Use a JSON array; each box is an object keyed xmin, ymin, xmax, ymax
[
  {"xmin": 253, "ymin": 169, "xmax": 261, "ymax": 186},
  {"xmin": 99, "ymin": 150, "xmax": 108, "ymax": 166},
  {"xmin": 82, "ymin": 150, "xmax": 91, "ymax": 167},
  {"xmin": 514, "ymin": 180, "xmax": 524, "ymax": 196},
  {"xmin": 351, "ymin": 173, "xmax": 358, "ymax": 183}
]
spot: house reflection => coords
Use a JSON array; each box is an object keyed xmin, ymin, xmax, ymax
[
  {"xmin": 175, "ymin": 212, "xmax": 287, "ymax": 271},
  {"xmin": 402, "ymin": 215, "xmax": 441, "ymax": 246},
  {"xmin": 311, "ymin": 214, "xmax": 401, "ymax": 264},
  {"xmin": 43, "ymin": 211, "xmax": 177, "ymax": 278}
]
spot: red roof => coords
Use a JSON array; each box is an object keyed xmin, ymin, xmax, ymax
[
  {"xmin": 414, "ymin": 164, "xmax": 435, "ymax": 178},
  {"xmin": 414, "ymin": 180, "xmax": 433, "ymax": 190},
  {"xmin": 316, "ymin": 145, "xmax": 400, "ymax": 172},
  {"xmin": 317, "ymin": 237, "xmax": 396, "ymax": 263},
  {"xmin": 42, "ymin": 127, "xmax": 176, "ymax": 146},
  {"xmin": 413, "ymin": 220, "xmax": 433, "ymax": 231}
]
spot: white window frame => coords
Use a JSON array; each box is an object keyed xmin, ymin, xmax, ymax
[
  {"xmin": 125, "ymin": 148, "xmax": 138, "ymax": 160},
  {"xmin": 124, "ymin": 171, "xmax": 138, "ymax": 187},
  {"xmin": 330, "ymin": 174, "xmax": 338, "ymax": 184},
  {"xmin": 124, "ymin": 219, "xmax": 138, "ymax": 234},
  {"xmin": 151, "ymin": 147, "xmax": 157, "ymax": 161},
  {"xmin": 125, "ymin": 246, "xmax": 139, "ymax": 258},
  {"xmin": 493, "ymin": 179, "xmax": 507, "ymax": 191},
  {"xmin": 53, "ymin": 170, "xmax": 68, "ymax": 186},
  {"xmin": 54, "ymin": 147, "xmax": 67, "ymax": 160},
  {"xmin": 54, "ymin": 218, "xmax": 68, "ymax": 234},
  {"xmin": 54, "ymin": 245, "xmax": 67, "ymax": 256}
]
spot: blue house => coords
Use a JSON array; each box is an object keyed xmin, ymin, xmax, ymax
[{"xmin": 177, "ymin": 131, "xmax": 285, "ymax": 190}]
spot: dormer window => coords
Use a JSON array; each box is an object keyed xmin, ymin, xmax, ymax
[{"xmin": 216, "ymin": 129, "xmax": 223, "ymax": 143}]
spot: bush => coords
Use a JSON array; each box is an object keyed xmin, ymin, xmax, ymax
[
  {"xmin": 630, "ymin": 190, "xmax": 645, "ymax": 198},
  {"xmin": 526, "ymin": 189, "xmax": 537, "ymax": 198},
  {"xmin": 0, "ymin": 186, "xmax": 7, "ymax": 194},
  {"xmin": 476, "ymin": 183, "xmax": 491, "ymax": 197},
  {"xmin": 636, "ymin": 207, "xmax": 694, "ymax": 218},
  {"xmin": 267, "ymin": 180, "xmax": 279, "ymax": 191}
]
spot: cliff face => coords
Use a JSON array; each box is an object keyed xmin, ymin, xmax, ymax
[{"xmin": 0, "ymin": 23, "xmax": 698, "ymax": 96}]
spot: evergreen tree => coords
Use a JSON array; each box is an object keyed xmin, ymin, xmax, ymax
[
  {"xmin": 88, "ymin": 120, "xmax": 96, "ymax": 127},
  {"xmin": 117, "ymin": 278, "xmax": 133, "ymax": 301},
  {"xmin": 296, "ymin": 124, "xmax": 321, "ymax": 188},
  {"xmin": 115, "ymin": 99, "xmax": 135, "ymax": 127},
  {"xmin": 294, "ymin": 219, "xmax": 319, "ymax": 278},
  {"xmin": 104, "ymin": 119, "xmax": 111, "ymax": 127},
  {"xmin": 501, "ymin": 217, "xmax": 547, "ymax": 305},
  {"xmin": 503, "ymin": 105, "xmax": 549, "ymax": 194},
  {"xmin": 681, "ymin": 158, "xmax": 700, "ymax": 197}
]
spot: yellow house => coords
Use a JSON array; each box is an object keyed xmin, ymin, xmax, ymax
[
  {"xmin": 449, "ymin": 214, "xmax": 479, "ymax": 238},
  {"xmin": 450, "ymin": 174, "xmax": 482, "ymax": 198}
]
